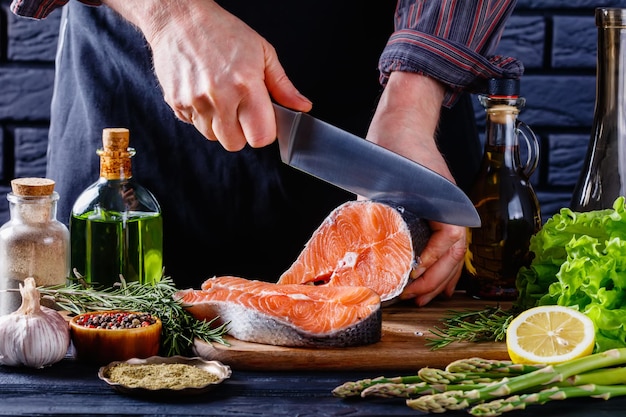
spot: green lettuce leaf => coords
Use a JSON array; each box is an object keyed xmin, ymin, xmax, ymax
[{"xmin": 515, "ymin": 196, "xmax": 626, "ymax": 352}]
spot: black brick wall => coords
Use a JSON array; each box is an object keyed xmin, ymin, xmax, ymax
[{"xmin": 1, "ymin": 0, "xmax": 626, "ymax": 225}]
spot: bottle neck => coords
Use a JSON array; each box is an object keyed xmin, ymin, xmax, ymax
[
  {"xmin": 485, "ymin": 105, "xmax": 519, "ymax": 147},
  {"xmin": 479, "ymin": 95, "xmax": 525, "ymax": 169},
  {"xmin": 98, "ymin": 148, "xmax": 134, "ymax": 180},
  {"xmin": 481, "ymin": 96, "xmax": 523, "ymax": 143},
  {"xmin": 595, "ymin": 14, "xmax": 626, "ymax": 116}
]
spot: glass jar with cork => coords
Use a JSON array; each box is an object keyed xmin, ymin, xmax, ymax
[
  {"xmin": 70, "ymin": 128, "xmax": 163, "ymax": 289},
  {"xmin": 0, "ymin": 178, "xmax": 70, "ymax": 316}
]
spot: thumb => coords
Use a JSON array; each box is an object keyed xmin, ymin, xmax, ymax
[{"xmin": 263, "ymin": 44, "xmax": 312, "ymax": 111}]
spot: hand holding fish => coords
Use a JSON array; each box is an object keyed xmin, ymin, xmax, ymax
[{"xmin": 365, "ymin": 71, "xmax": 467, "ymax": 306}]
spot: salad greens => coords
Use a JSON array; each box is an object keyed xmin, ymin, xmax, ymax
[{"xmin": 516, "ymin": 196, "xmax": 626, "ymax": 352}]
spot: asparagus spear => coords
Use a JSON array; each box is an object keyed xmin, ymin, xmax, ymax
[
  {"xmin": 334, "ymin": 366, "xmax": 505, "ymax": 398},
  {"xmin": 446, "ymin": 357, "xmax": 545, "ymax": 374},
  {"xmin": 407, "ymin": 348, "xmax": 626, "ymax": 413},
  {"xmin": 331, "ymin": 375, "xmax": 423, "ymax": 398},
  {"xmin": 469, "ymin": 384, "xmax": 626, "ymax": 417},
  {"xmin": 563, "ymin": 366, "xmax": 626, "ymax": 386},
  {"xmin": 418, "ymin": 367, "xmax": 511, "ymax": 384},
  {"xmin": 361, "ymin": 382, "xmax": 488, "ymax": 399}
]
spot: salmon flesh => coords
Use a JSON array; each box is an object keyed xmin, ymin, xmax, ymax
[
  {"xmin": 175, "ymin": 276, "xmax": 382, "ymax": 348},
  {"xmin": 278, "ymin": 200, "xmax": 431, "ymax": 303}
]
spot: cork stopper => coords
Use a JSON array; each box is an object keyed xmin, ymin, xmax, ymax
[
  {"xmin": 102, "ymin": 128, "xmax": 130, "ymax": 151},
  {"xmin": 11, "ymin": 178, "xmax": 56, "ymax": 196},
  {"xmin": 99, "ymin": 128, "xmax": 134, "ymax": 180}
]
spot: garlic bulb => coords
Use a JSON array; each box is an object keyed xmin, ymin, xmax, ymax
[{"xmin": 0, "ymin": 277, "xmax": 70, "ymax": 368}]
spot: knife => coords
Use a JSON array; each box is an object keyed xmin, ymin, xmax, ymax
[{"xmin": 273, "ymin": 103, "xmax": 481, "ymax": 227}]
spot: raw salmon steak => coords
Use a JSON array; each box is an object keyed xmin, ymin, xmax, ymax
[
  {"xmin": 175, "ymin": 276, "xmax": 382, "ymax": 348},
  {"xmin": 278, "ymin": 200, "xmax": 430, "ymax": 303}
]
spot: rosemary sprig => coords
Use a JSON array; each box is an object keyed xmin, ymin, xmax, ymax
[
  {"xmin": 38, "ymin": 274, "xmax": 230, "ymax": 357},
  {"xmin": 425, "ymin": 306, "xmax": 517, "ymax": 350}
]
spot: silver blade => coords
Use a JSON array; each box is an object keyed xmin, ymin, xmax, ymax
[{"xmin": 274, "ymin": 104, "xmax": 481, "ymax": 227}]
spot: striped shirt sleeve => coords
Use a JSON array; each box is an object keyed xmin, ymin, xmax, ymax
[
  {"xmin": 379, "ymin": 0, "xmax": 523, "ymax": 107},
  {"xmin": 10, "ymin": 0, "xmax": 101, "ymax": 19}
]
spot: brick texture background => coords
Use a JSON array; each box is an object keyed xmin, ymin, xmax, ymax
[{"xmin": 1, "ymin": 0, "xmax": 626, "ymax": 226}]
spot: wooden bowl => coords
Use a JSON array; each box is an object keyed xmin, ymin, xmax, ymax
[{"xmin": 69, "ymin": 311, "xmax": 162, "ymax": 364}]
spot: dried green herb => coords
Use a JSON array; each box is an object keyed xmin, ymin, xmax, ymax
[{"xmin": 106, "ymin": 363, "xmax": 219, "ymax": 389}]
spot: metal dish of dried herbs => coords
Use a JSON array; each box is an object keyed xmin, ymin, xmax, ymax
[{"xmin": 98, "ymin": 355, "xmax": 231, "ymax": 397}]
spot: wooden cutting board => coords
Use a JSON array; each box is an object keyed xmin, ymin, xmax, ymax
[{"xmin": 193, "ymin": 292, "xmax": 512, "ymax": 371}]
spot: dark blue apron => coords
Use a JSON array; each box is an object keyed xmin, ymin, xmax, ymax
[{"xmin": 48, "ymin": 1, "xmax": 479, "ymax": 287}]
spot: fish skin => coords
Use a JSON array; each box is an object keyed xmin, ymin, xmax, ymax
[
  {"xmin": 278, "ymin": 200, "xmax": 431, "ymax": 304},
  {"xmin": 379, "ymin": 200, "xmax": 431, "ymax": 255},
  {"xmin": 176, "ymin": 277, "xmax": 382, "ymax": 348}
]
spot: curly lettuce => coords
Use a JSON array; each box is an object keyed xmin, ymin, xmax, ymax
[{"xmin": 515, "ymin": 196, "xmax": 626, "ymax": 352}]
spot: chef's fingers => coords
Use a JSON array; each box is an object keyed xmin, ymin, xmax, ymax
[
  {"xmin": 212, "ymin": 113, "xmax": 248, "ymax": 151},
  {"xmin": 237, "ymin": 89, "xmax": 277, "ymax": 149},
  {"xmin": 263, "ymin": 43, "xmax": 312, "ymax": 112},
  {"xmin": 184, "ymin": 99, "xmax": 221, "ymax": 144},
  {"xmin": 192, "ymin": 116, "xmax": 218, "ymax": 143},
  {"xmin": 400, "ymin": 223, "xmax": 466, "ymax": 305},
  {"xmin": 401, "ymin": 251, "xmax": 463, "ymax": 306},
  {"xmin": 185, "ymin": 89, "xmax": 248, "ymax": 150},
  {"xmin": 181, "ymin": 96, "xmax": 271, "ymax": 151},
  {"xmin": 412, "ymin": 222, "xmax": 466, "ymax": 278},
  {"xmin": 205, "ymin": 94, "xmax": 250, "ymax": 151},
  {"xmin": 174, "ymin": 107, "xmax": 193, "ymax": 124},
  {"xmin": 414, "ymin": 261, "xmax": 463, "ymax": 307}
]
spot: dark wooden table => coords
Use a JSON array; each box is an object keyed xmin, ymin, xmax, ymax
[{"xmin": 1, "ymin": 357, "xmax": 626, "ymax": 417}]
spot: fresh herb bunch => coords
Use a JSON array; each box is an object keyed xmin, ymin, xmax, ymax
[
  {"xmin": 425, "ymin": 306, "xmax": 517, "ymax": 350},
  {"xmin": 38, "ymin": 274, "xmax": 229, "ymax": 356}
]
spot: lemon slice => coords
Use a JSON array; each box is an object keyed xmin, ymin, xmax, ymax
[{"xmin": 506, "ymin": 305, "xmax": 595, "ymax": 365}]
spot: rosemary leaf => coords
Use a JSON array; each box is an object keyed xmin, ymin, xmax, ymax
[
  {"xmin": 425, "ymin": 306, "xmax": 517, "ymax": 350},
  {"xmin": 38, "ymin": 275, "xmax": 230, "ymax": 357}
]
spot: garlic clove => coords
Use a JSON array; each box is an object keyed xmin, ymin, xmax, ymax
[{"xmin": 0, "ymin": 278, "xmax": 70, "ymax": 368}]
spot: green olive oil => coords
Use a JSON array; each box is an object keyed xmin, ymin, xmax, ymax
[
  {"xmin": 70, "ymin": 128, "xmax": 163, "ymax": 289},
  {"xmin": 70, "ymin": 211, "xmax": 163, "ymax": 288}
]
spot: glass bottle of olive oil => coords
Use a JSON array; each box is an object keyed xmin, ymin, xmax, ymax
[
  {"xmin": 70, "ymin": 128, "xmax": 163, "ymax": 288},
  {"xmin": 464, "ymin": 79, "xmax": 541, "ymax": 300}
]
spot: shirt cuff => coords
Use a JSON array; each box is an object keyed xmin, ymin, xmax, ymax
[
  {"xmin": 378, "ymin": 30, "xmax": 524, "ymax": 107},
  {"xmin": 10, "ymin": 0, "xmax": 102, "ymax": 19},
  {"xmin": 379, "ymin": 0, "xmax": 523, "ymax": 107}
]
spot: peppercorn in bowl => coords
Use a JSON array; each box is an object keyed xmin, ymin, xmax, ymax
[{"xmin": 69, "ymin": 311, "xmax": 162, "ymax": 364}]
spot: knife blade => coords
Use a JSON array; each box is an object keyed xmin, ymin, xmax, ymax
[{"xmin": 273, "ymin": 103, "xmax": 481, "ymax": 227}]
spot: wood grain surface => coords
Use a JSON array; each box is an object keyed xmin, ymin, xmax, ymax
[{"xmin": 194, "ymin": 292, "xmax": 512, "ymax": 371}]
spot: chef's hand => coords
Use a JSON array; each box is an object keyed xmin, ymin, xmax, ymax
[
  {"xmin": 102, "ymin": 0, "xmax": 312, "ymax": 151},
  {"xmin": 365, "ymin": 71, "xmax": 467, "ymax": 307}
]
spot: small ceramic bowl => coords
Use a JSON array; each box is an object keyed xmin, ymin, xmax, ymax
[
  {"xmin": 69, "ymin": 311, "xmax": 162, "ymax": 364},
  {"xmin": 98, "ymin": 356, "xmax": 232, "ymax": 397}
]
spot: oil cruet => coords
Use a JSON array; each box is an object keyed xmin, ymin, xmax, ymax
[{"xmin": 464, "ymin": 78, "xmax": 542, "ymax": 300}]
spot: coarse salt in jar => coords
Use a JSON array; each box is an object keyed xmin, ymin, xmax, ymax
[{"xmin": 0, "ymin": 178, "xmax": 70, "ymax": 316}]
